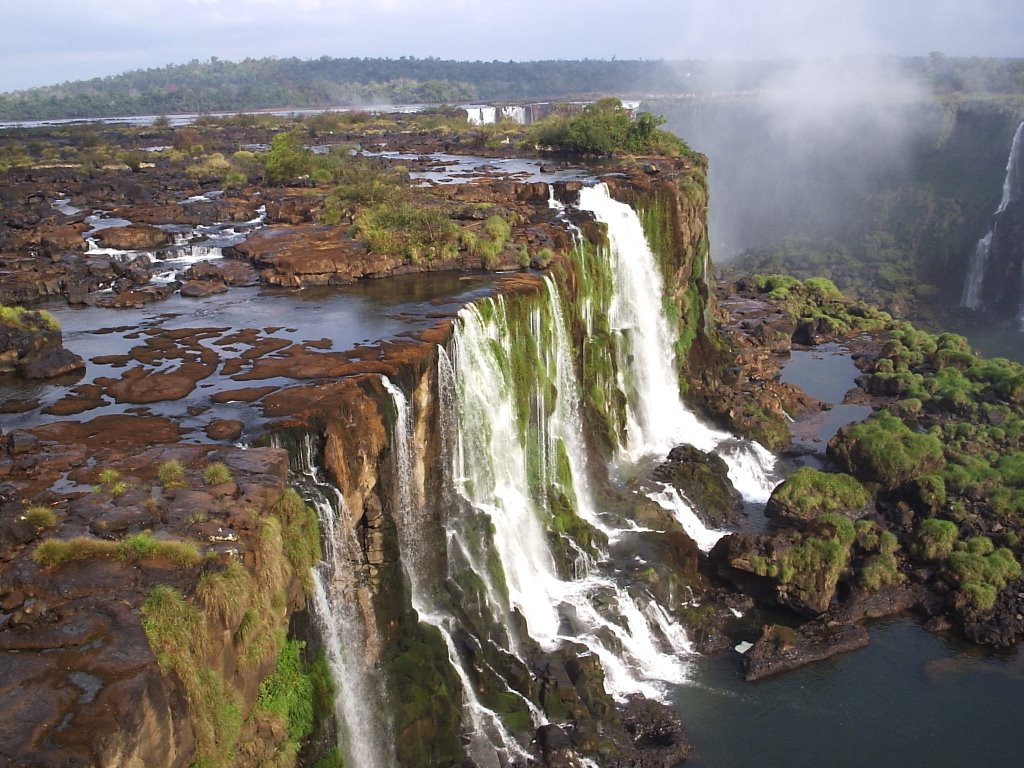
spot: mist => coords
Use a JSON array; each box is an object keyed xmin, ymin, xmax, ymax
[{"xmin": 655, "ymin": 57, "xmax": 942, "ymax": 261}]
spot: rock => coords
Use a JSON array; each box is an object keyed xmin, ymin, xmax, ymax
[
  {"xmin": 652, "ymin": 444, "xmax": 742, "ymax": 527},
  {"xmin": 620, "ymin": 696, "xmax": 692, "ymax": 766},
  {"xmin": 93, "ymin": 224, "xmax": 171, "ymax": 250},
  {"xmin": 710, "ymin": 516, "xmax": 855, "ymax": 616},
  {"xmin": 17, "ymin": 347, "xmax": 85, "ymax": 379},
  {"xmin": 180, "ymin": 279, "xmax": 228, "ymax": 298},
  {"xmin": 764, "ymin": 467, "xmax": 872, "ymax": 528},
  {"xmin": 205, "ymin": 419, "xmax": 244, "ymax": 442},
  {"xmin": 743, "ymin": 620, "xmax": 870, "ymax": 681}
]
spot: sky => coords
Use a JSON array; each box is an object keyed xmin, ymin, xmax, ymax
[{"xmin": 2, "ymin": 0, "xmax": 1023, "ymax": 92}]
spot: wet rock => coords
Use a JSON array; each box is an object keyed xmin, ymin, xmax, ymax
[
  {"xmin": 205, "ymin": 419, "xmax": 244, "ymax": 441},
  {"xmin": 619, "ymin": 696, "xmax": 692, "ymax": 766},
  {"xmin": 93, "ymin": 224, "xmax": 171, "ymax": 250},
  {"xmin": 743, "ymin": 620, "xmax": 869, "ymax": 681},
  {"xmin": 180, "ymin": 279, "xmax": 228, "ymax": 298},
  {"xmin": 653, "ymin": 444, "xmax": 741, "ymax": 527},
  {"xmin": 18, "ymin": 347, "xmax": 85, "ymax": 379}
]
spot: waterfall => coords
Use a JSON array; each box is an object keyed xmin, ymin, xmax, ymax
[
  {"xmin": 286, "ymin": 435, "xmax": 397, "ymax": 768},
  {"xmin": 576, "ymin": 183, "xmax": 777, "ymax": 537},
  {"xmin": 447, "ymin": 294, "xmax": 695, "ymax": 701},
  {"xmin": 961, "ymin": 120, "xmax": 1024, "ymax": 310},
  {"xmin": 465, "ymin": 106, "xmax": 497, "ymax": 125}
]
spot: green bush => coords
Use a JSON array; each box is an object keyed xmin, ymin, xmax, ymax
[
  {"xmin": 265, "ymin": 129, "xmax": 311, "ymax": 184},
  {"xmin": 24, "ymin": 506, "xmax": 57, "ymax": 529},
  {"xmin": 912, "ymin": 518, "xmax": 959, "ymax": 561},
  {"xmin": 203, "ymin": 461, "xmax": 234, "ymax": 486},
  {"xmin": 354, "ymin": 201, "xmax": 459, "ymax": 263},
  {"xmin": 158, "ymin": 459, "xmax": 186, "ymax": 489}
]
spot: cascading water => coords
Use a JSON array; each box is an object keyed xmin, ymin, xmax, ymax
[
  {"xmin": 447, "ymin": 294, "xmax": 695, "ymax": 698},
  {"xmin": 303, "ymin": 180, "xmax": 784, "ymax": 765},
  {"xmin": 282, "ymin": 435, "xmax": 397, "ymax": 768},
  {"xmin": 576, "ymin": 183, "xmax": 777, "ymax": 540},
  {"xmin": 961, "ymin": 120, "xmax": 1024, "ymax": 311}
]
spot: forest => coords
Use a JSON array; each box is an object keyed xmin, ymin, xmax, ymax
[{"xmin": 1, "ymin": 54, "xmax": 1022, "ymax": 120}]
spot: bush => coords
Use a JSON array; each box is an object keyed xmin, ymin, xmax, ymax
[
  {"xmin": 354, "ymin": 201, "xmax": 459, "ymax": 263},
  {"xmin": 158, "ymin": 459, "xmax": 186, "ymax": 489},
  {"xmin": 913, "ymin": 518, "xmax": 959, "ymax": 561},
  {"xmin": 35, "ymin": 536, "xmax": 118, "ymax": 567},
  {"xmin": 265, "ymin": 129, "xmax": 311, "ymax": 184},
  {"xmin": 203, "ymin": 461, "xmax": 233, "ymax": 486},
  {"xmin": 24, "ymin": 506, "xmax": 57, "ymax": 529}
]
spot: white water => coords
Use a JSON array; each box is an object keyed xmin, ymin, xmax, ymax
[
  {"xmin": 576, "ymin": 183, "xmax": 778, "ymax": 541},
  {"xmin": 962, "ymin": 121, "xmax": 1024, "ymax": 310},
  {"xmin": 465, "ymin": 106, "xmax": 497, "ymax": 125},
  {"xmin": 290, "ymin": 436, "xmax": 397, "ymax": 768},
  {"xmin": 448, "ymin": 295, "xmax": 697, "ymax": 701}
]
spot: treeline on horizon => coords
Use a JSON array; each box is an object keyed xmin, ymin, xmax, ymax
[{"xmin": 1, "ymin": 54, "xmax": 1023, "ymax": 121}]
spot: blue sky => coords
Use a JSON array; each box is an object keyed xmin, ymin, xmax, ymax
[{"xmin": 3, "ymin": 0, "xmax": 1022, "ymax": 92}]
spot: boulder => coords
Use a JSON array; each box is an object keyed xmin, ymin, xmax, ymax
[
  {"xmin": 653, "ymin": 444, "xmax": 742, "ymax": 527},
  {"xmin": 742, "ymin": 620, "xmax": 870, "ymax": 681},
  {"xmin": 94, "ymin": 224, "xmax": 171, "ymax": 250}
]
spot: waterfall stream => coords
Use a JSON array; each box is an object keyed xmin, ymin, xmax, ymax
[
  {"xmin": 961, "ymin": 120, "xmax": 1024, "ymax": 311},
  {"xmin": 286, "ymin": 436, "xmax": 397, "ymax": 768}
]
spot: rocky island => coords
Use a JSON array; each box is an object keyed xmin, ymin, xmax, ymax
[{"xmin": 1, "ymin": 101, "xmax": 1023, "ymax": 767}]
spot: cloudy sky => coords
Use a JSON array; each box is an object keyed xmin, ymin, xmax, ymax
[{"xmin": 3, "ymin": 0, "xmax": 1022, "ymax": 92}]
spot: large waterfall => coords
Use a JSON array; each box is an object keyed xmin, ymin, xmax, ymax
[
  {"xmin": 961, "ymin": 120, "xmax": 1024, "ymax": 312},
  {"xmin": 306, "ymin": 182, "xmax": 777, "ymax": 766}
]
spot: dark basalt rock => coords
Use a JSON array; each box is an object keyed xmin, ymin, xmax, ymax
[
  {"xmin": 653, "ymin": 444, "xmax": 741, "ymax": 527},
  {"xmin": 743, "ymin": 620, "xmax": 869, "ymax": 681}
]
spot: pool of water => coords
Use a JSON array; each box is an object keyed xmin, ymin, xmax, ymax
[
  {"xmin": 673, "ymin": 617, "xmax": 1023, "ymax": 767},
  {"xmin": 0, "ymin": 273, "xmax": 499, "ymax": 435}
]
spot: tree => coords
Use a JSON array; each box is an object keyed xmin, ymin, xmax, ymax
[{"xmin": 265, "ymin": 129, "xmax": 310, "ymax": 184}]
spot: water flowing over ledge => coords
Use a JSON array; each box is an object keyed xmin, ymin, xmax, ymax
[{"xmin": 296, "ymin": 179, "xmax": 780, "ymax": 765}]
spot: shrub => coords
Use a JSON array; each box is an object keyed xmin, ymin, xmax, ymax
[
  {"xmin": 203, "ymin": 461, "xmax": 233, "ymax": 486},
  {"xmin": 158, "ymin": 459, "xmax": 186, "ymax": 489},
  {"xmin": 34, "ymin": 536, "xmax": 118, "ymax": 567},
  {"xmin": 24, "ymin": 506, "xmax": 57, "ymax": 529},
  {"xmin": 354, "ymin": 201, "xmax": 459, "ymax": 263},
  {"xmin": 265, "ymin": 129, "xmax": 311, "ymax": 184},
  {"xmin": 118, "ymin": 532, "xmax": 201, "ymax": 566},
  {"xmin": 912, "ymin": 518, "xmax": 959, "ymax": 561},
  {"xmin": 97, "ymin": 468, "xmax": 121, "ymax": 486}
]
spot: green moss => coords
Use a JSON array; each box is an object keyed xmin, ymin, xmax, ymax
[
  {"xmin": 257, "ymin": 640, "xmax": 316, "ymax": 746},
  {"xmin": 0, "ymin": 304, "xmax": 60, "ymax": 331},
  {"xmin": 859, "ymin": 552, "xmax": 904, "ymax": 591},
  {"xmin": 829, "ymin": 411, "xmax": 945, "ymax": 489},
  {"xmin": 913, "ymin": 518, "xmax": 959, "ymax": 561},
  {"xmin": 273, "ymin": 488, "xmax": 323, "ymax": 591},
  {"xmin": 769, "ymin": 467, "xmax": 869, "ymax": 519}
]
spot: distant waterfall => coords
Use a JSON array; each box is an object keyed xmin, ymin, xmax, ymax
[
  {"xmin": 961, "ymin": 120, "xmax": 1024, "ymax": 311},
  {"xmin": 465, "ymin": 106, "xmax": 497, "ymax": 125}
]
